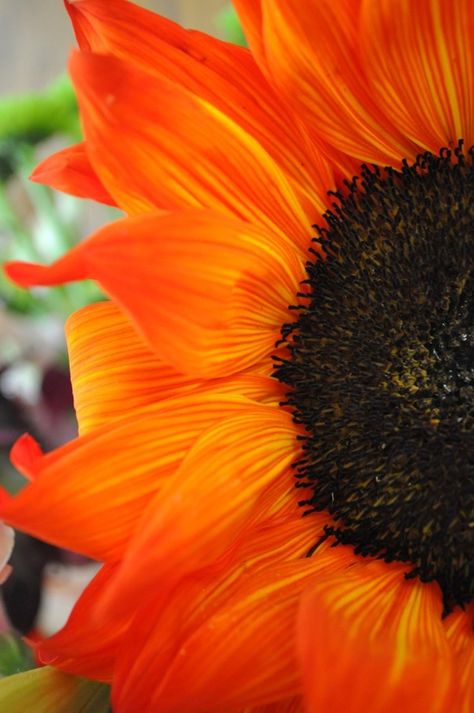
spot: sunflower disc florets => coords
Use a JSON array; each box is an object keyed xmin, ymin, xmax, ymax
[{"xmin": 276, "ymin": 143, "xmax": 474, "ymax": 613}]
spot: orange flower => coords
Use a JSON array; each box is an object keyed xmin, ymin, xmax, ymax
[{"xmin": 2, "ymin": 1, "xmax": 474, "ymax": 712}]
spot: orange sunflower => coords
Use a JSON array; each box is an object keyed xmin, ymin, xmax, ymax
[{"xmin": 1, "ymin": 0, "xmax": 473, "ymax": 711}]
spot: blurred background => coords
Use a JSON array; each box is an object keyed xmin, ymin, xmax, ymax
[
  {"xmin": 0, "ymin": 0, "xmax": 230, "ymax": 94},
  {"xmin": 0, "ymin": 0, "xmax": 243, "ymax": 676}
]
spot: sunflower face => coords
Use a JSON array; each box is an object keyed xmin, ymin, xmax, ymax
[
  {"xmin": 276, "ymin": 144, "xmax": 474, "ymax": 613},
  {"xmin": 1, "ymin": 1, "xmax": 474, "ymax": 712}
]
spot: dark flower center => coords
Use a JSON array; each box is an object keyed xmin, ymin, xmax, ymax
[{"xmin": 275, "ymin": 143, "xmax": 474, "ymax": 614}]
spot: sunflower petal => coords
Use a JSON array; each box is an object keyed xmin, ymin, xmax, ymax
[
  {"xmin": 444, "ymin": 603, "xmax": 474, "ymax": 655},
  {"xmin": 298, "ymin": 555, "xmax": 457, "ymax": 713},
  {"xmin": 67, "ymin": 50, "xmax": 311, "ymax": 249},
  {"xmin": 30, "ymin": 142, "xmax": 116, "ymax": 206},
  {"xmin": 66, "ymin": 301, "xmax": 281, "ymax": 434},
  {"xmin": 10, "ymin": 434, "xmax": 43, "ymax": 480},
  {"xmin": 113, "ymin": 545, "xmax": 353, "ymax": 713},
  {"xmin": 253, "ymin": 0, "xmax": 416, "ymax": 164},
  {"xmin": 233, "ymin": 0, "xmax": 376, "ymax": 180},
  {"xmin": 37, "ymin": 563, "xmax": 125, "ymax": 683},
  {"xmin": 66, "ymin": 300, "xmax": 202, "ymax": 435},
  {"xmin": 6, "ymin": 211, "xmax": 304, "ymax": 378},
  {"xmin": 0, "ymin": 393, "xmax": 261, "ymax": 560},
  {"xmin": 237, "ymin": 699, "xmax": 304, "ymax": 713},
  {"xmin": 93, "ymin": 406, "xmax": 302, "ymax": 623},
  {"xmin": 38, "ymin": 514, "xmax": 317, "ymax": 686},
  {"xmin": 458, "ymin": 642, "xmax": 474, "ymax": 713},
  {"xmin": 110, "ymin": 517, "xmax": 315, "ymax": 686},
  {"xmin": 233, "ymin": 0, "xmax": 264, "ymax": 64},
  {"xmin": 65, "ymin": 0, "xmax": 333, "ymax": 214},
  {"xmin": 361, "ymin": 0, "xmax": 474, "ymax": 153}
]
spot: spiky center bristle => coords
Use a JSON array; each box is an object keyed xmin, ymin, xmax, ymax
[{"xmin": 275, "ymin": 143, "xmax": 474, "ymax": 613}]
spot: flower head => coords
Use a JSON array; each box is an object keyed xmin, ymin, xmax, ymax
[{"xmin": 2, "ymin": 1, "xmax": 473, "ymax": 712}]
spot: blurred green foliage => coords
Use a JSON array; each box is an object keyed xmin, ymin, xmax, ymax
[
  {"xmin": 0, "ymin": 76, "xmax": 79, "ymax": 181},
  {"xmin": 0, "ymin": 666, "xmax": 110, "ymax": 712},
  {"xmin": 0, "ymin": 634, "xmax": 34, "ymax": 677},
  {"xmin": 217, "ymin": 5, "xmax": 247, "ymax": 46},
  {"xmin": 0, "ymin": 75, "xmax": 103, "ymax": 319}
]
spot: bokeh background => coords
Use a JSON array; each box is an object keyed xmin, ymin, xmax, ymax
[
  {"xmin": 0, "ymin": 0, "xmax": 239, "ymax": 676},
  {"xmin": 0, "ymin": 0, "xmax": 228, "ymax": 93}
]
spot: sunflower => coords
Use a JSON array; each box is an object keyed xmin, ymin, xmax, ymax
[{"xmin": 1, "ymin": 0, "xmax": 473, "ymax": 711}]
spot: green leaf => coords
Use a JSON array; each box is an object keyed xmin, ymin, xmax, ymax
[
  {"xmin": 0, "ymin": 634, "xmax": 34, "ymax": 676},
  {"xmin": 0, "ymin": 666, "xmax": 110, "ymax": 713}
]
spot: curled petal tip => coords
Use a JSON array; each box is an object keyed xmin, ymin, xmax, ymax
[
  {"xmin": 4, "ymin": 261, "xmax": 54, "ymax": 288},
  {"xmin": 29, "ymin": 157, "xmax": 63, "ymax": 185},
  {"xmin": 5, "ymin": 249, "xmax": 87, "ymax": 288},
  {"xmin": 29, "ymin": 144, "xmax": 116, "ymax": 205},
  {"xmin": 10, "ymin": 434, "xmax": 43, "ymax": 480},
  {"xmin": 29, "ymin": 166, "xmax": 44, "ymax": 184}
]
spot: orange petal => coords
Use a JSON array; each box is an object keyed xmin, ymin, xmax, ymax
[
  {"xmin": 0, "ymin": 392, "xmax": 263, "ymax": 561},
  {"xmin": 6, "ymin": 211, "xmax": 304, "ymax": 378},
  {"xmin": 30, "ymin": 142, "xmax": 116, "ymax": 206},
  {"xmin": 112, "ymin": 516, "xmax": 318, "ymax": 686},
  {"xmin": 257, "ymin": 0, "xmax": 417, "ymax": 164},
  {"xmin": 298, "ymin": 555, "xmax": 457, "ymax": 713},
  {"xmin": 361, "ymin": 0, "xmax": 474, "ymax": 153},
  {"xmin": 10, "ymin": 434, "xmax": 43, "ymax": 480},
  {"xmin": 38, "ymin": 453, "xmax": 317, "ymax": 688},
  {"xmin": 444, "ymin": 603, "xmax": 474, "ymax": 655},
  {"xmin": 233, "ymin": 0, "xmax": 264, "ymax": 65},
  {"xmin": 66, "ymin": 301, "xmax": 282, "ymax": 435},
  {"xmin": 113, "ymin": 543, "xmax": 353, "ymax": 713},
  {"xmin": 66, "ymin": 300, "xmax": 193, "ymax": 434},
  {"xmin": 68, "ymin": 51, "xmax": 311, "ymax": 250},
  {"xmin": 37, "ymin": 563, "xmax": 125, "ymax": 682},
  {"xmin": 234, "ymin": 0, "xmax": 355, "ymax": 183},
  {"xmin": 458, "ymin": 641, "xmax": 474, "ymax": 713},
  {"xmin": 238, "ymin": 699, "xmax": 304, "ymax": 713},
  {"xmin": 65, "ymin": 0, "xmax": 333, "ymax": 215},
  {"xmin": 443, "ymin": 602, "xmax": 474, "ymax": 712},
  {"xmin": 94, "ymin": 405, "xmax": 302, "ymax": 622}
]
